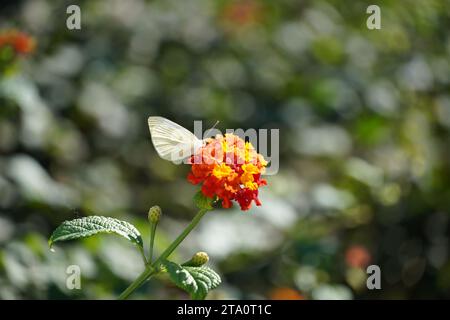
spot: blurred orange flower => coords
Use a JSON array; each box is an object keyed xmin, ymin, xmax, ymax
[
  {"xmin": 0, "ymin": 29, "xmax": 35, "ymax": 54},
  {"xmin": 345, "ymin": 245, "xmax": 371, "ymax": 269},
  {"xmin": 269, "ymin": 287, "xmax": 305, "ymax": 300},
  {"xmin": 221, "ymin": 0, "xmax": 262, "ymax": 30},
  {"xmin": 187, "ymin": 133, "xmax": 267, "ymax": 211}
]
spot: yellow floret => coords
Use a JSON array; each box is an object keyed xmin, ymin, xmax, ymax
[{"xmin": 213, "ymin": 163, "xmax": 233, "ymax": 179}]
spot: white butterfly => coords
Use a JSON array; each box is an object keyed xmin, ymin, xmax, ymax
[{"xmin": 148, "ymin": 116, "xmax": 205, "ymax": 164}]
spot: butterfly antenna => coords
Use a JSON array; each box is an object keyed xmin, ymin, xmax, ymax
[
  {"xmin": 205, "ymin": 120, "xmax": 220, "ymax": 138},
  {"xmin": 211, "ymin": 120, "xmax": 220, "ymax": 130}
]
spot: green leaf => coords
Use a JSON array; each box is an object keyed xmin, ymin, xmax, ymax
[
  {"xmin": 163, "ymin": 261, "xmax": 221, "ymax": 300},
  {"xmin": 48, "ymin": 216, "xmax": 143, "ymax": 249},
  {"xmin": 193, "ymin": 191, "xmax": 213, "ymax": 210}
]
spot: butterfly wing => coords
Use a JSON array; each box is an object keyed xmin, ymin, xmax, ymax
[{"xmin": 148, "ymin": 116, "xmax": 202, "ymax": 163}]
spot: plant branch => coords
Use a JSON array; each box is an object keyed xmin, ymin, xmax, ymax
[
  {"xmin": 149, "ymin": 222, "xmax": 157, "ymax": 263},
  {"xmin": 138, "ymin": 246, "xmax": 148, "ymax": 265},
  {"xmin": 118, "ymin": 265, "xmax": 155, "ymax": 300},
  {"xmin": 118, "ymin": 208, "xmax": 210, "ymax": 299}
]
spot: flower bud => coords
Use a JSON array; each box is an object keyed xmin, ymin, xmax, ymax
[
  {"xmin": 182, "ymin": 251, "xmax": 209, "ymax": 267},
  {"xmin": 148, "ymin": 205, "xmax": 162, "ymax": 224}
]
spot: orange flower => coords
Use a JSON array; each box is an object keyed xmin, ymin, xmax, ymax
[
  {"xmin": 269, "ymin": 287, "xmax": 305, "ymax": 300},
  {"xmin": 221, "ymin": 0, "xmax": 262, "ymax": 29},
  {"xmin": 345, "ymin": 245, "xmax": 371, "ymax": 269},
  {"xmin": 188, "ymin": 134, "xmax": 267, "ymax": 211},
  {"xmin": 0, "ymin": 30, "xmax": 35, "ymax": 54}
]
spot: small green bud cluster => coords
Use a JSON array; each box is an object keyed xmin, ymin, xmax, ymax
[
  {"xmin": 148, "ymin": 205, "xmax": 162, "ymax": 224},
  {"xmin": 183, "ymin": 251, "xmax": 209, "ymax": 267}
]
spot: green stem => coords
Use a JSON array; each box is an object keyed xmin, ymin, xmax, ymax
[
  {"xmin": 118, "ymin": 208, "xmax": 209, "ymax": 300},
  {"xmin": 155, "ymin": 208, "xmax": 208, "ymax": 263},
  {"xmin": 138, "ymin": 246, "xmax": 148, "ymax": 265},
  {"xmin": 118, "ymin": 266, "xmax": 155, "ymax": 300},
  {"xmin": 149, "ymin": 222, "xmax": 157, "ymax": 263}
]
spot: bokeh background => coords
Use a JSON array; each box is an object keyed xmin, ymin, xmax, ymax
[{"xmin": 1, "ymin": 0, "xmax": 450, "ymax": 299}]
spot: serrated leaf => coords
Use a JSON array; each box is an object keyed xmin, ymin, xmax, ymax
[
  {"xmin": 193, "ymin": 191, "xmax": 213, "ymax": 210},
  {"xmin": 48, "ymin": 216, "xmax": 143, "ymax": 249},
  {"xmin": 163, "ymin": 261, "xmax": 221, "ymax": 300}
]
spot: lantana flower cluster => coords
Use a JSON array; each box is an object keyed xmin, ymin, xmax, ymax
[{"xmin": 188, "ymin": 134, "xmax": 267, "ymax": 211}]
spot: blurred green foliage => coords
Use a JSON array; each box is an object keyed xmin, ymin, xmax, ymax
[{"xmin": 0, "ymin": 0, "xmax": 450, "ymax": 299}]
